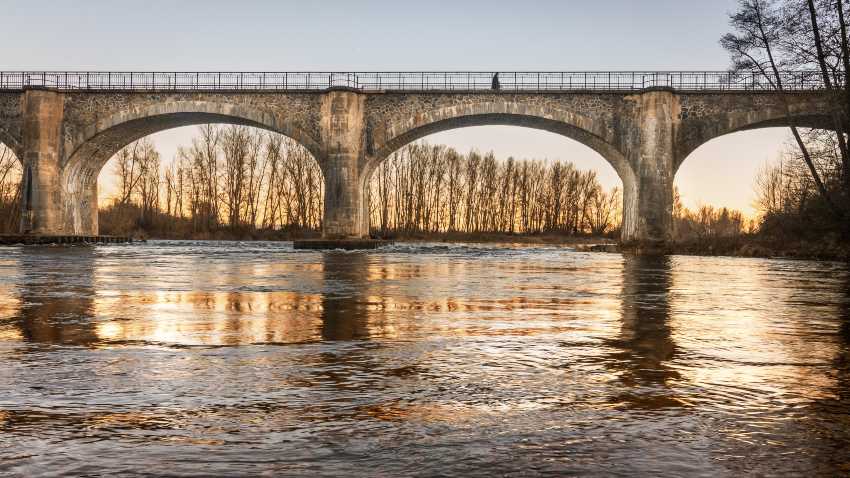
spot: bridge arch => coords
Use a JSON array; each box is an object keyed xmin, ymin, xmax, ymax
[
  {"xmin": 672, "ymin": 107, "xmax": 836, "ymax": 227},
  {"xmin": 675, "ymin": 95, "xmax": 836, "ymax": 173},
  {"xmin": 369, "ymin": 101, "xmax": 631, "ymax": 178},
  {"xmin": 363, "ymin": 101, "xmax": 639, "ymax": 239},
  {"xmin": 60, "ymin": 101, "xmax": 323, "ymax": 234},
  {"xmin": 672, "ymin": 120, "xmax": 841, "ymax": 240}
]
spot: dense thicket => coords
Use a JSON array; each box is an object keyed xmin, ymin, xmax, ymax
[{"xmin": 753, "ymin": 133, "xmax": 846, "ymax": 237}]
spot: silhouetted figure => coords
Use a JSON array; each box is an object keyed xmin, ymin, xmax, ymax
[{"xmin": 491, "ymin": 72, "xmax": 500, "ymax": 90}]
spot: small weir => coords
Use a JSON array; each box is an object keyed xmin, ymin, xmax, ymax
[
  {"xmin": 293, "ymin": 239, "xmax": 393, "ymax": 250},
  {"xmin": 0, "ymin": 234, "xmax": 133, "ymax": 245}
]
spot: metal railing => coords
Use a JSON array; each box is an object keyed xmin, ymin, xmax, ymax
[{"xmin": 0, "ymin": 71, "xmax": 828, "ymax": 92}]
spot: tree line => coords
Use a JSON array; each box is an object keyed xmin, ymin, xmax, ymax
[
  {"xmin": 368, "ymin": 143, "xmax": 622, "ymax": 237},
  {"xmin": 0, "ymin": 133, "xmax": 628, "ymax": 239},
  {"xmin": 107, "ymin": 132, "xmax": 627, "ymax": 239},
  {"xmin": 0, "ymin": 132, "xmax": 758, "ymax": 243},
  {"xmin": 100, "ymin": 125, "xmax": 324, "ymax": 238}
]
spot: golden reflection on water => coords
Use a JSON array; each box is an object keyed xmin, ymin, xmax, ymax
[
  {"xmin": 1, "ymin": 243, "xmax": 849, "ymax": 475},
  {"xmin": 7, "ymin": 248, "xmax": 628, "ymax": 347}
]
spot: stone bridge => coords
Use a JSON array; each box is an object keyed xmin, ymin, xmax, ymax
[{"xmin": 0, "ymin": 71, "xmax": 835, "ymax": 245}]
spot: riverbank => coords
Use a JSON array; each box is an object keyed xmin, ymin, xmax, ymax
[
  {"xmin": 665, "ymin": 235, "xmax": 850, "ymax": 262},
  {"xmin": 371, "ymin": 231, "xmax": 617, "ymax": 246},
  {"xmin": 369, "ymin": 232, "xmax": 850, "ymax": 261},
  {"xmin": 131, "ymin": 229, "xmax": 616, "ymax": 246}
]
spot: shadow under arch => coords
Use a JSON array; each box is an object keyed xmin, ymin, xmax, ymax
[
  {"xmin": 59, "ymin": 101, "xmax": 324, "ymax": 234},
  {"xmin": 363, "ymin": 103, "xmax": 638, "ymax": 237}
]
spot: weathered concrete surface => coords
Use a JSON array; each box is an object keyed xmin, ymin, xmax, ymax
[
  {"xmin": 20, "ymin": 89, "xmax": 64, "ymax": 234},
  {"xmin": 319, "ymin": 90, "xmax": 367, "ymax": 238},
  {"xmin": 0, "ymin": 87, "xmax": 835, "ymax": 245}
]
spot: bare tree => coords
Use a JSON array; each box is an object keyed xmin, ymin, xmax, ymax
[
  {"xmin": 0, "ymin": 144, "xmax": 21, "ymax": 232},
  {"xmin": 722, "ymin": 0, "xmax": 850, "ymax": 223}
]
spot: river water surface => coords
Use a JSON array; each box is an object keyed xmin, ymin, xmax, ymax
[{"xmin": 0, "ymin": 241, "xmax": 849, "ymax": 476}]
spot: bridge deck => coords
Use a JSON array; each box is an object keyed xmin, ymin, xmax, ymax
[{"xmin": 0, "ymin": 71, "xmax": 827, "ymax": 92}]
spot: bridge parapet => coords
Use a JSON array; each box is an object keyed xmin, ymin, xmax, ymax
[{"xmin": 0, "ymin": 71, "xmax": 830, "ymax": 92}]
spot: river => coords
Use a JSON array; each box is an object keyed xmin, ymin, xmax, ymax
[{"xmin": 0, "ymin": 241, "xmax": 848, "ymax": 476}]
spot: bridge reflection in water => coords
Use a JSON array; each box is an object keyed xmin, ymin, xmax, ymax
[{"xmin": 0, "ymin": 242, "xmax": 849, "ymax": 475}]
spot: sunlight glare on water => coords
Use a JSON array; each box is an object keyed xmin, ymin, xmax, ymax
[{"xmin": 0, "ymin": 241, "xmax": 848, "ymax": 476}]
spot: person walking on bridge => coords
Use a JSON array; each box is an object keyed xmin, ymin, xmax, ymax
[{"xmin": 491, "ymin": 72, "xmax": 500, "ymax": 90}]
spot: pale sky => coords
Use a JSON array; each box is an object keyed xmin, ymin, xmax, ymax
[{"xmin": 0, "ymin": 0, "xmax": 790, "ymax": 216}]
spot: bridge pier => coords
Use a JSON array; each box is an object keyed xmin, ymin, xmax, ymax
[
  {"xmin": 319, "ymin": 90, "xmax": 368, "ymax": 238},
  {"xmin": 19, "ymin": 89, "xmax": 66, "ymax": 235},
  {"xmin": 621, "ymin": 90, "xmax": 675, "ymax": 248}
]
